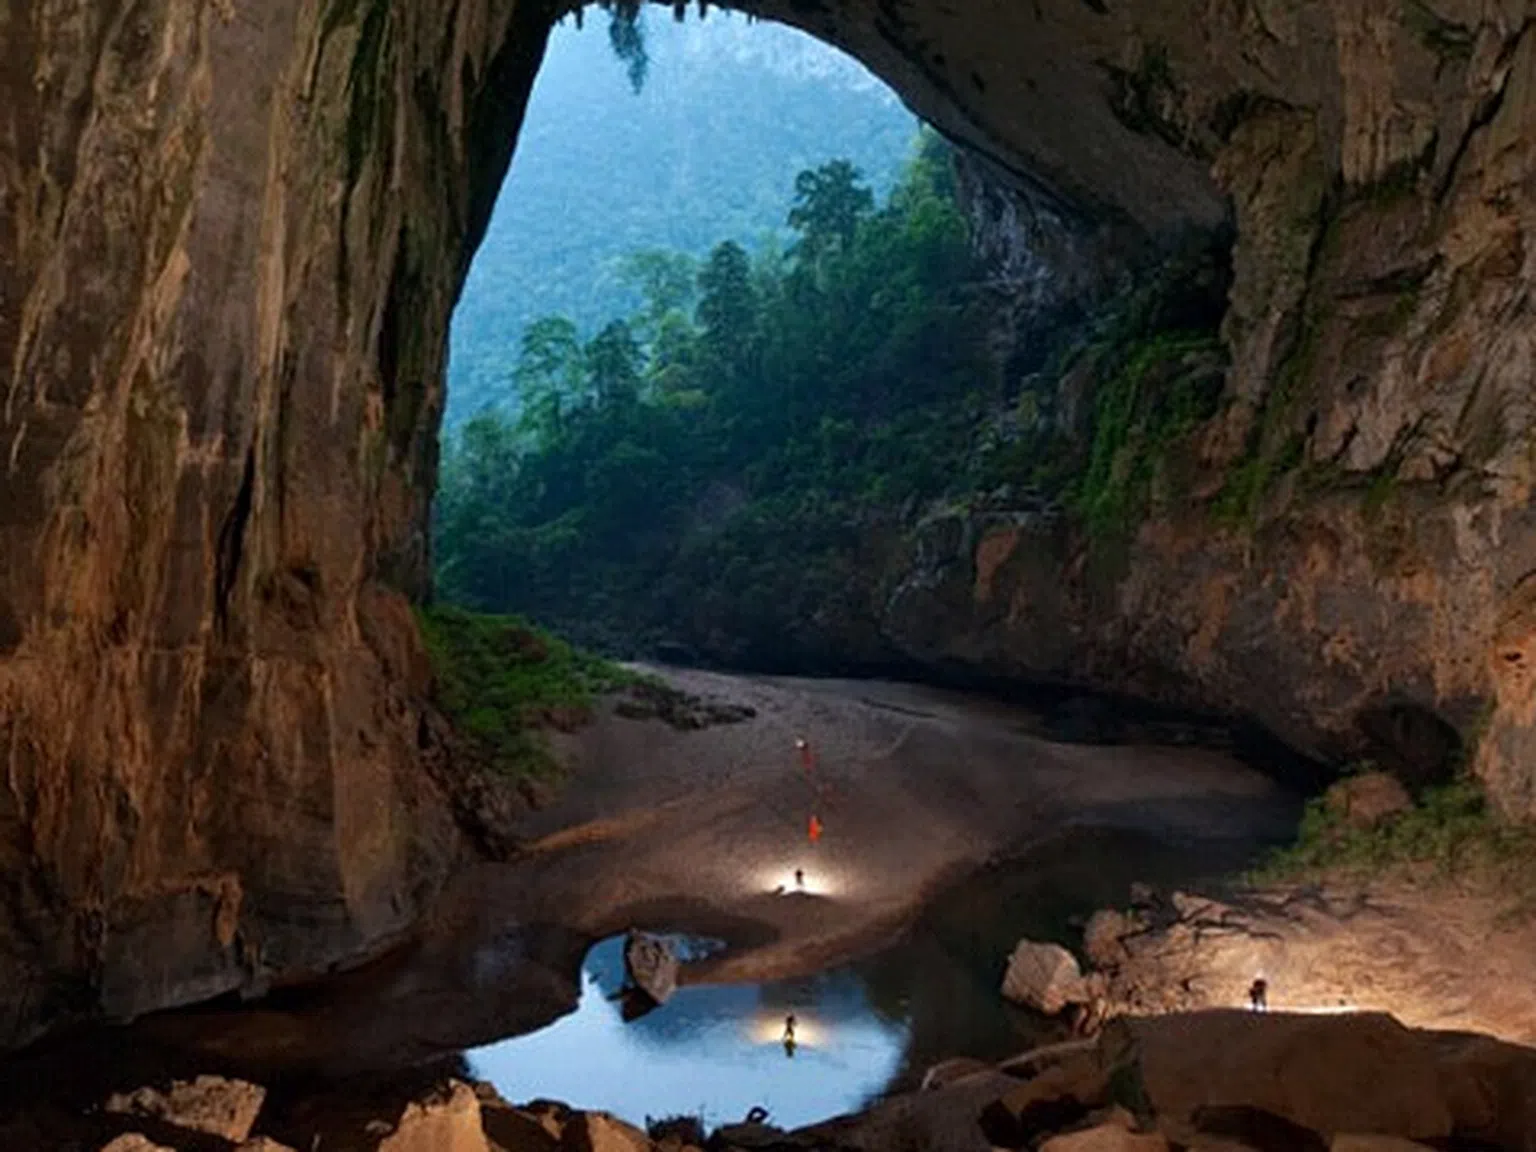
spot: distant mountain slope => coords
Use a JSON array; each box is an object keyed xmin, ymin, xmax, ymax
[{"xmin": 447, "ymin": 11, "xmax": 918, "ymax": 425}]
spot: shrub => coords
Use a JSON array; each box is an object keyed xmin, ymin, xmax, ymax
[
  {"xmin": 416, "ymin": 605, "xmax": 634, "ymax": 779},
  {"xmin": 1256, "ymin": 774, "xmax": 1536, "ymax": 898}
]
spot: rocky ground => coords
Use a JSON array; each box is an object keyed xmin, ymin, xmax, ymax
[
  {"xmin": 8, "ymin": 1008, "xmax": 1535, "ymax": 1151},
  {"xmin": 5, "ymin": 669, "xmax": 1536, "ymax": 1148}
]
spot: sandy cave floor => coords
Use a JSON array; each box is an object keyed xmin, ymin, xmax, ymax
[{"xmin": 83, "ymin": 669, "xmax": 1536, "ymax": 1078}]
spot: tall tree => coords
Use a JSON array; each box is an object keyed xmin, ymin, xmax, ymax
[
  {"xmin": 513, "ymin": 316, "xmax": 587, "ymax": 444},
  {"xmin": 787, "ymin": 159, "xmax": 874, "ymax": 264},
  {"xmin": 586, "ymin": 320, "xmax": 644, "ymax": 406}
]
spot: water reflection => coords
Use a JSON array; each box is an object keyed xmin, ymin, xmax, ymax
[
  {"xmin": 469, "ymin": 829, "xmax": 1272, "ymax": 1131},
  {"xmin": 469, "ymin": 937, "xmax": 908, "ymax": 1130}
]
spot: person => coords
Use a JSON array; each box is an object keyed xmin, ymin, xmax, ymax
[
  {"xmin": 782, "ymin": 1012, "xmax": 797, "ymax": 1057},
  {"xmin": 808, "ymin": 814, "xmax": 823, "ymax": 844},
  {"xmin": 794, "ymin": 868, "xmax": 805, "ymax": 889},
  {"xmin": 1249, "ymin": 977, "xmax": 1268, "ymax": 1012}
]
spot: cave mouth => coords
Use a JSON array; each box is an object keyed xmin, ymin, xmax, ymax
[
  {"xmin": 437, "ymin": 4, "xmax": 939, "ymax": 660},
  {"xmin": 436, "ymin": 2, "xmax": 1239, "ymax": 688}
]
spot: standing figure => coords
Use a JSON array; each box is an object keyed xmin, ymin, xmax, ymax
[
  {"xmin": 1249, "ymin": 977, "xmax": 1268, "ymax": 1012},
  {"xmin": 783, "ymin": 1012, "xmax": 798, "ymax": 1057},
  {"xmin": 794, "ymin": 868, "xmax": 805, "ymax": 889}
]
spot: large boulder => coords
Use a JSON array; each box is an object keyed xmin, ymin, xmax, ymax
[
  {"xmin": 378, "ymin": 1082, "xmax": 489, "ymax": 1152},
  {"xmin": 1002, "ymin": 940, "xmax": 1088, "ymax": 1015},
  {"xmin": 624, "ymin": 931, "xmax": 680, "ymax": 1006},
  {"xmin": 979, "ymin": 1050, "xmax": 1111, "ymax": 1149},
  {"xmin": 1108, "ymin": 1012, "xmax": 1536, "ymax": 1149},
  {"xmin": 481, "ymin": 1100, "xmax": 562, "ymax": 1152},
  {"xmin": 561, "ymin": 1112, "xmax": 652, "ymax": 1152},
  {"xmin": 104, "ymin": 1076, "xmax": 266, "ymax": 1143}
]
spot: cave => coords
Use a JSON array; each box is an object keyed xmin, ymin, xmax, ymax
[{"xmin": 2, "ymin": 0, "xmax": 1536, "ymax": 1074}]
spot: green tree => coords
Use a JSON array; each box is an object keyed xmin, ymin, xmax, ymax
[
  {"xmin": 787, "ymin": 159, "xmax": 874, "ymax": 264},
  {"xmin": 586, "ymin": 319, "xmax": 644, "ymax": 406},
  {"xmin": 619, "ymin": 248, "xmax": 698, "ymax": 340},
  {"xmin": 513, "ymin": 316, "xmax": 587, "ymax": 443}
]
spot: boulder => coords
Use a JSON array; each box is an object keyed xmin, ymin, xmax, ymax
[
  {"xmin": 481, "ymin": 1100, "xmax": 562, "ymax": 1152},
  {"xmin": 379, "ymin": 1081, "xmax": 489, "ymax": 1152},
  {"xmin": 1323, "ymin": 773, "xmax": 1413, "ymax": 830},
  {"xmin": 1039, "ymin": 1126, "xmax": 1170, "ymax": 1151},
  {"xmin": 238, "ymin": 1141, "xmax": 299, "ymax": 1152},
  {"xmin": 624, "ymin": 931, "xmax": 679, "ymax": 1005},
  {"xmin": 561, "ymin": 1112, "xmax": 652, "ymax": 1152},
  {"xmin": 1329, "ymin": 1138, "xmax": 1438, "ymax": 1151},
  {"xmin": 1002, "ymin": 940, "xmax": 1087, "ymax": 1015},
  {"xmin": 100, "ymin": 1138, "xmax": 175, "ymax": 1152},
  {"xmin": 920, "ymin": 1056, "xmax": 993, "ymax": 1091},
  {"xmin": 1104, "ymin": 1011, "xmax": 1536, "ymax": 1148},
  {"xmin": 979, "ymin": 1052, "xmax": 1110, "ymax": 1148},
  {"xmin": 104, "ymin": 1076, "xmax": 266, "ymax": 1142}
]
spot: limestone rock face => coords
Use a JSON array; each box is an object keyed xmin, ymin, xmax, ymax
[
  {"xmin": 0, "ymin": 0, "xmax": 557, "ymax": 1047},
  {"xmin": 4, "ymin": 0, "xmax": 1536, "ymax": 1049}
]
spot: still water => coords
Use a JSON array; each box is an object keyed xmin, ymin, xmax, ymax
[
  {"xmin": 468, "ymin": 828, "xmax": 1268, "ymax": 1132},
  {"xmin": 471, "ymin": 935, "xmax": 912, "ymax": 1131}
]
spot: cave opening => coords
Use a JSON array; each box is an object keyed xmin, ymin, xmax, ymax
[
  {"xmin": 433, "ymin": 2, "xmax": 1241, "ymax": 685},
  {"xmin": 437, "ymin": 4, "xmax": 961, "ymax": 667}
]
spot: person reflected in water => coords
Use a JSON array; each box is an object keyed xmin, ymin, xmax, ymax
[{"xmin": 783, "ymin": 1012, "xmax": 797, "ymax": 1057}]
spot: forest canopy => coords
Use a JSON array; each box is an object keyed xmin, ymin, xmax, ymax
[{"xmin": 433, "ymin": 131, "xmax": 997, "ymax": 661}]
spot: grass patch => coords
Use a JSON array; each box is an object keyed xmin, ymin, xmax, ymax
[
  {"xmin": 416, "ymin": 605, "xmax": 635, "ymax": 779},
  {"xmin": 1254, "ymin": 774, "xmax": 1536, "ymax": 897}
]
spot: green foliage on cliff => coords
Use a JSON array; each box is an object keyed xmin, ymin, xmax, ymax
[
  {"xmin": 416, "ymin": 605, "xmax": 633, "ymax": 777},
  {"xmin": 1074, "ymin": 331, "xmax": 1225, "ymax": 538},
  {"xmin": 435, "ymin": 132, "xmax": 989, "ymax": 660},
  {"xmin": 1257, "ymin": 774, "xmax": 1536, "ymax": 897}
]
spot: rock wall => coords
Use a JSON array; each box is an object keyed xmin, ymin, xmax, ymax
[
  {"xmin": 866, "ymin": 4, "xmax": 1536, "ymax": 816},
  {"xmin": 0, "ymin": 0, "xmax": 553, "ymax": 1046},
  {"xmin": 1, "ymin": 0, "xmax": 1534, "ymax": 1045}
]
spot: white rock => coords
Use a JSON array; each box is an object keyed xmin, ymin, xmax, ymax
[
  {"xmin": 624, "ymin": 930, "xmax": 679, "ymax": 1005},
  {"xmin": 1002, "ymin": 939, "xmax": 1087, "ymax": 1015}
]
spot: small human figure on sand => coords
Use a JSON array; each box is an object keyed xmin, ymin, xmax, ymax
[
  {"xmin": 1249, "ymin": 977, "xmax": 1268, "ymax": 1012},
  {"xmin": 794, "ymin": 868, "xmax": 805, "ymax": 889},
  {"xmin": 783, "ymin": 1013, "xmax": 798, "ymax": 1057}
]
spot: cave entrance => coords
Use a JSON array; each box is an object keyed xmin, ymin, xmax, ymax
[{"xmin": 435, "ymin": 4, "xmax": 989, "ymax": 671}]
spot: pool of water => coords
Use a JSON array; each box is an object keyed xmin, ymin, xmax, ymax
[
  {"xmin": 470, "ymin": 935, "xmax": 912, "ymax": 1131},
  {"xmin": 468, "ymin": 827, "xmax": 1272, "ymax": 1132}
]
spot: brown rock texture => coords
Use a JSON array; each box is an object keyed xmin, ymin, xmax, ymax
[
  {"xmin": 105, "ymin": 1074, "xmax": 265, "ymax": 1142},
  {"xmin": 3, "ymin": 0, "xmax": 1536, "ymax": 1047}
]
